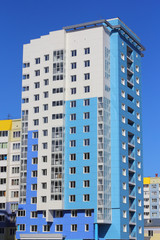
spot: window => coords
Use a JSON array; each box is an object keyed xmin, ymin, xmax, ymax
[
  {"xmin": 70, "ymin": 114, "xmax": 76, "ymax": 121},
  {"xmin": 53, "ymin": 87, "xmax": 63, "ymax": 94},
  {"xmin": 35, "ymin": 58, "xmax": 40, "ymax": 64},
  {"xmin": 54, "ymin": 211, "xmax": 63, "ymax": 218},
  {"xmin": 71, "ymin": 210, "xmax": 77, "ymax": 217},
  {"xmin": 44, "ymin": 67, "xmax": 49, "ymax": 73},
  {"xmin": 42, "ymin": 169, "xmax": 47, "ymax": 176},
  {"xmin": 84, "ymin": 86, "xmax": 90, "ymax": 93},
  {"xmin": 83, "ymin": 125, "xmax": 90, "ymax": 133},
  {"xmin": 12, "ymin": 155, "xmax": 20, "ymax": 161},
  {"xmin": 18, "ymin": 224, "xmax": 25, "ymax": 231},
  {"xmin": 122, "ymin": 156, "xmax": 126, "ymax": 163},
  {"xmin": 31, "ymin": 184, "xmax": 37, "ymax": 191},
  {"xmin": 123, "ymin": 224, "xmax": 127, "ymax": 232},
  {"xmin": 32, "ymin": 158, "xmax": 38, "ymax": 164},
  {"xmin": 52, "ymin": 100, "xmax": 63, "ymax": 107},
  {"xmin": 0, "ymin": 215, "xmax": 5, "ymax": 222},
  {"xmin": 70, "ymin": 101, "xmax": 76, "ymax": 108},
  {"xmin": 122, "ymin": 169, "xmax": 126, "ymax": 176},
  {"xmin": 70, "ymin": 140, "xmax": 76, "ymax": 147},
  {"xmin": 71, "ymin": 88, "xmax": 76, "ymax": 95},
  {"xmin": 121, "ymin": 66, "xmax": 125, "ymax": 73},
  {"xmin": 123, "ymin": 196, "xmax": 127, "ymax": 204},
  {"xmin": 70, "ymin": 153, "xmax": 76, "ymax": 161},
  {"xmin": 42, "ymin": 143, "xmax": 48, "ymax": 149},
  {"xmin": 42, "ymin": 156, "xmax": 47, "ymax": 162},
  {"xmin": 122, "ymin": 116, "xmax": 125, "ymax": 123},
  {"xmin": 139, "ymin": 227, "xmax": 142, "ymax": 234},
  {"xmin": 11, "ymin": 179, "xmax": 19, "ymax": 185},
  {"xmin": 136, "ymin": 89, "xmax": 140, "ymax": 96},
  {"xmin": 31, "ymin": 211, "xmax": 37, "ymax": 218},
  {"xmin": 121, "ymin": 90, "xmax": 125, "ymax": 98},
  {"xmin": 55, "ymin": 225, "xmax": 63, "ymax": 232},
  {"xmin": 138, "ymin": 174, "xmax": 141, "ymax": 181},
  {"xmin": 71, "ymin": 50, "xmax": 77, "ymax": 57},
  {"xmin": 0, "ymin": 167, "xmax": 7, "ymax": 173},
  {"xmin": 137, "ymin": 149, "xmax": 141, "ymax": 156},
  {"xmin": 33, "ymin": 119, "xmax": 39, "ymax": 126},
  {"xmin": 32, "ymin": 144, "xmax": 38, "ymax": 151},
  {"xmin": 0, "ymin": 131, "xmax": 8, "ymax": 137},
  {"xmin": 31, "ymin": 197, "xmax": 37, "ymax": 204},
  {"xmin": 34, "ymin": 94, "xmax": 39, "ymax": 101},
  {"xmin": 69, "ymin": 181, "xmax": 76, "ymax": 188},
  {"xmin": 84, "ymin": 99, "xmax": 90, "ymax": 106},
  {"xmin": 83, "ymin": 166, "xmax": 90, "ymax": 173},
  {"xmin": 43, "ymin": 117, "xmax": 48, "ymax": 123},
  {"xmin": 138, "ymin": 200, "xmax": 142, "ymax": 207},
  {"xmin": 137, "ymin": 113, "xmax": 140, "ymax": 119},
  {"xmin": 121, "ymin": 78, "xmax": 125, "ymax": 85},
  {"xmin": 121, "ymin": 53, "xmax": 125, "ymax": 60},
  {"xmin": 122, "ymin": 129, "xmax": 126, "ymax": 136},
  {"xmin": 42, "ymin": 182, "xmax": 47, "ymax": 189},
  {"xmin": 43, "ymin": 104, "xmax": 48, "ymax": 111},
  {"xmin": 43, "ymin": 130, "xmax": 48, "ymax": 136},
  {"xmin": 35, "ymin": 70, "xmax": 40, "ymax": 76},
  {"xmin": 32, "ymin": 171, "xmax": 37, "ymax": 177},
  {"xmin": 85, "ymin": 209, "xmax": 91, "ymax": 217},
  {"xmin": 85, "ymin": 224, "xmax": 89, "ymax": 232},
  {"xmin": 31, "ymin": 225, "xmax": 37, "ymax": 232},
  {"xmin": 84, "ymin": 139, "xmax": 90, "ymax": 146},
  {"xmin": 136, "ymin": 100, "xmax": 140, "ymax": 108},
  {"xmin": 70, "ymin": 167, "xmax": 76, "ymax": 174},
  {"xmin": 148, "ymin": 230, "xmax": 153, "ymax": 237},
  {"xmin": 69, "ymin": 195, "xmax": 76, "ymax": 202},
  {"xmin": 136, "ymin": 65, "xmax": 139, "ymax": 72},
  {"xmin": 52, "ymin": 114, "xmax": 63, "ymax": 120},
  {"xmin": 71, "ymin": 62, "xmax": 76, "ymax": 69},
  {"xmin": 12, "ymin": 167, "xmax": 19, "ymax": 174},
  {"xmin": 44, "ymin": 79, "xmax": 49, "ymax": 85},
  {"xmin": 123, "ymin": 182, "xmax": 126, "ymax": 190},
  {"xmin": 13, "ymin": 131, "xmax": 20, "ymax": 138},
  {"xmin": 23, "ymin": 62, "xmax": 30, "ymax": 68},
  {"xmin": 138, "ymin": 162, "xmax": 141, "ymax": 169},
  {"xmin": 42, "ymin": 196, "xmax": 47, "ymax": 202},
  {"xmin": 122, "ymin": 142, "xmax": 126, "ymax": 150},
  {"xmin": 136, "ymin": 77, "xmax": 139, "ymax": 84},
  {"xmin": 121, "ymin": 103, "xmax": 125, "ymax": 111},
  {"xmin": 34, "ymin": 82, "xmax": 40, "ymax": 88},
  {"xmin": 138, "ymin": 213, "xmax": 142, "ymax": 220},
  {"xmin": 138, "ymin": 187, "xmax": 141, "ymax": 194},
  {"xmin": 44, "ymin": 91, "xmax": 49, "ymax": 98},
  {"xmin": 84, "ymin": 73, "xmax": 90, "ymax": 80},
  {"xmin": 33, "ymin": 132, "xmax": 38, "ymax": 138},
  {"xmin": 71, "ymin": 224, "xmax": 77, "ymax": 232},
  {"xmin": 83, "ymin": 180, "xmax": 90, "ymax": 188},
  {"xmin": 71, "ymin": 75, "xmax": 76, "ymax": 82},
  {"xmin": 84, "ymin": 60, "xmax": 90, "ymax": 67},
  {"xmin": 84, "ymin": 112, "xmax": 90, "ymax": 119},
  {"xmin": 43, "ymin": 225, "xmax": 50, "ymax": 232},
  {"xmin": 44, "ymin": 55, "xmax": 49, "ymax": 61},
  {"xmin": 84, "ymin": 48, "xmax": 90, "ymax": 54},
  {"xmin": 123, "ymin": 211, "xmax": 127, "ymax": 218},
  {"xmin": 83, "ymin": 194, "xmax": 90, "ymax": 202},
  {"xmin": 137, "ymin": 124, "xmax": 140, "ymax": 132},
  {"xmin": 23, "ymin": 74, "xmax": 29, "ymax": 80},
  {"xmin": 83, "ymin": 152, "xmax": 90, "ymax": 160}
]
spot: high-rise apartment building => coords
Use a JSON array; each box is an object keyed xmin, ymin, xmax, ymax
[
  {"xmin": 0, "ymin": 119, "xmax": 21, "ymax": 240},
  {"xmin": 144, "ymin": 175, "xmax": 160, "ymax": 219},
  {"xmin": 16, "ymin": 18, "xmax": 145, "ymax": 240}
]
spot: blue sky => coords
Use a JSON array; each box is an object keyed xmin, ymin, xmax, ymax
[{"xmin": 0, "ymin": 0, "xmax": 159, "ymax": 177}]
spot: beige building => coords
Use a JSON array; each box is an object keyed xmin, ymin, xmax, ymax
[{"xmin": 0, "ymin": 119, "xmax": 21, "ymax": 240}]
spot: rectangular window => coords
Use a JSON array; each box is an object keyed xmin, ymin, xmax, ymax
[
  {"xmin": 32, "ymin": 158, "xmax": 38, "ymax": 164},
  {"xmin": 85, "ymin": 209, "xmax": 91, "ymax": 217},
  {"xmin": 84, "ymin": 139, "xmax": 90, "ymax": 146},
  {"xmin": 70, "ymin": 167, "xmax": 76, "ymax": 174},
  {"xmin": 32, "ymin": 171, "xmax": 37, "ymax": 177},
  {"xmin": 31, "ymin": 197, "xmax": 37, "ymax": 204},
  {"xmin": 31, "ymin": 184, "xmax": 37, "ymax": 191},
  {"xmin": 84, "ymin": 48, "xmax": 90, "ymax": 54},
  {"xmin": 83, "ymin": 180, "xmax": 90, "ymax": 188},
  {"xmin": 30, "ymin": 225, "xmax": 37, "ymax": 232},
  {"xmin": 34, "ymin": 94, "xmax": 39, "ymax": 101},
  {"xmin": 43, "ymin": 117, "xmax": 48, "ymax": 123},
  {"xmin": 44, "ymin": 91, "xmax": 49, "ymax": 98},
  {"xmin": 55, "ymin": 225, "xmax": 63, "ymax": 232},
  {"xmin": 44, "ymin": 79, "xmax": 49, "ymax": 85},
  {"xmin": 70, "ymin": 101, "xmax": 76, "ymax": 108},
  {"xmin": 71, "ymin": 75, "xmax": 76, "ymax": 82},
  {"xmin": 35, "ymin": 58, "xmax": 40, "ymax": 64},
  {"xmin": 83, "ymin": 194, "xmax": 90, "ymax": 202},
  {"xmin": 43, "ymin": 130, "xmax": 48, "ymax": 136},
  {"xmin": 84, "ymin": 60, "xmax": 90, "ymax": 67},
  {"xmin": 44, "ymin": 55, "xmax": 49, "ymax": 61},
  {"xmin": 69, "ymin": 195, "xmax": 76, "ymax": 202},
  {"xmin": 44, "ymin": 67, "xmax": 49, "ymax": 73},
  {"xmin": 71, "ymin": 210, "xmax": 77, "ymax": 217},
  {"xmin": 85, "ymin": 224, "xmax": 89, "ymax": 232},
  {"xmin": 32, "ymin": 144, "xmax": 38, "ymax": 151},
  {"xmin": 71, "ymin": 50, "xmax": 77, "ymax": 57},
  {"xmin": 70, "ymin": 153, "xmax": 76, "ymax": 161},
  {"xmin": 70, "ymin": 114, "xmax": 76, "ymax": 121},
  {"xmin": 35, "ymin": 70, "xmax": 40, "ymax": 76},
  {"xmin": 83, "ymin": 166, "xmax": 90, "ymax": 173},
  {"xmin": 32, "ymin": 132, "xmax": 38, "ymax": 138},
  {"xmin": 71, "ymin": 62, "xmax": 77, "ymax": 69},
  {"xmin": 84, "ymin": 112, "xmax": 90, "ymax": 119},
  {"xmin": 43, "ymin": 225, "xmax": 50, "ymax": 232},
  {"xmin": 69, "ymin": 181, "xmax": 76, "ymax": 188},
  {"xmin": 84, "ymin": 73, "xmax": 90, "ymax": 80},
  {"xmin": 71, "ymin": 88, "xmax": 76, "ymax": 95},
  {"xmin": 34, "ymin": 82, "xmax": 40, "ymax": 88},
  {"xmin": 43, "ymin": 104, "xmax": 48, "ymax": 111},
  {"xmin": 83, "ymin": 152, "xmax": 90, "ymax": 160},
  {"xmin": 70, "ymin": 127, "xmax": 76, "ymax": 134},
  {"xmin": 31, "ymin": 211, "xmax": 37, "ymax": 218},
  {"xmin": 84, "ymin": 99, "xmax": 90, "ymax": 106},
  {"xmin": 83, "ymin": 125, "xmax": 90, "ymax": 133},
  {"xmin": 70, "ymin": 140, "xmax": 76, "ymax": 147},
  {"xmin": 55, "ymin": 211, "xmax": 63, "ymax": 218}
]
